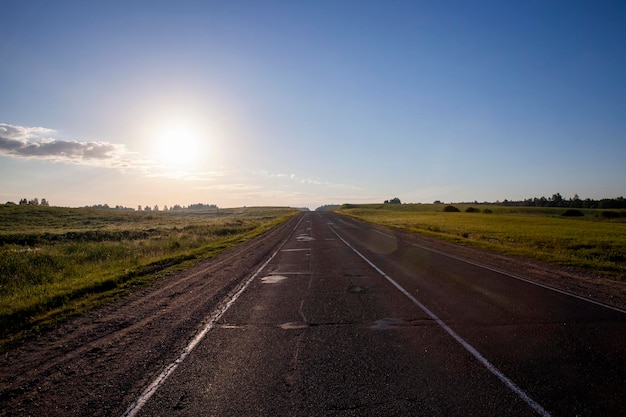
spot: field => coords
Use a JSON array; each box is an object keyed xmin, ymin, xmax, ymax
[
  {"xmin": 0, "ymin": 205, "xmax": 298, "ymax": 343},
  {"xmin": 336, "ymin": 204, "xmax": 626, "ymax": 279}
]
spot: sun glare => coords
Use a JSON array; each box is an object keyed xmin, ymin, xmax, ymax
[{"xmin": 154, "ymin": 122, "xmax": 203, "ymax": 170}]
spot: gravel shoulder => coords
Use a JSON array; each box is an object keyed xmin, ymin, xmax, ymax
[{"xmin": 1, "ymin": 212, "xmax": 624, "ymax": 416}]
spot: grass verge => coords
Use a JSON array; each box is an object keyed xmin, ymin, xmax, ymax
[
  {"xmin": 0, "ymin": 205, "xmax": 299, "ymax": 345},
  {"xmin": 336, "ymin": 204, "xmax": 626, "ymax": 279}
]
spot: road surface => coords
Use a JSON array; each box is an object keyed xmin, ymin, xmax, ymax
[
  {"xmin": 1, "ymin": 212, "xmax": 625, "ymax": 416},
  {"xmin": 131, "ymin": 212, "xmax": 626, "ymax": 416}
]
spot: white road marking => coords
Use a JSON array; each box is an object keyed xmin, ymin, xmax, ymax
[
  {"xmin": 329, "ymin": 224, "xmax": 552, "ymax": 417},
  {"xmin": 409, "ymin": 242, "xmax": 626, "ymax": 315},
  {"xmin": 372, "ymin": 229, "xmax": 395, "ymax": 239},
  {"xmin": 121, "ymin": 215, "xmax": 305, "ymax": 417}
]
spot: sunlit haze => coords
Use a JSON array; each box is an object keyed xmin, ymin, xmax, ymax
[{"xmin": 1, "ymin": 1, "xmax": 625, "ymax": 209}]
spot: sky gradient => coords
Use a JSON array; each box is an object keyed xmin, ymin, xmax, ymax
[{"xmin": 2, "ymin": 1, "xmax": 625, "ymax": 209}]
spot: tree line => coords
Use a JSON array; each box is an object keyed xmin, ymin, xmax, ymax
[
  {"xmin": 85, "ymin": 203, "xmax": 219, "ymax": 212},
  {"xmin": 3, "ymin": 199, "xmax": 219, "ymax": 211},
  {"xmin": 486, "ymin": 193, "xmax": 626, "ymax": 209},
  {"xmin": 15, "ymin": 197, "xmax": 50, "ymax": 206}
]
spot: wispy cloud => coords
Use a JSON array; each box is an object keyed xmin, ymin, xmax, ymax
[
  {"xmin": 253, "ymin": 170, "xmax": 360, "ymax": 190},
  {"xmin": 0, "ymin": 123, "xmax": 132, "ymax": 168}
]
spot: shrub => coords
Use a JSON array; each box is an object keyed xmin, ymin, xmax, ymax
[
  {"xmin": 561, "ymin": 209, "xmax": 584, "ymax": 217},
  {"xmin": 483, "ymin": 208, "xmax": 493, "ymax": 213},
  {"xmin": 465, "ymin": 207, "xmax": 480, "ymax": 213},
  {"xmin": 601, "ymin": 210, "xmax": 620, "ymax": 218},
  {"xmin": 443, "ymin": 205, "xmax": 460, "ymax": 212}
]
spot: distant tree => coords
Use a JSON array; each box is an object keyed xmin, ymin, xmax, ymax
[
  {"xmin": 19, "ymin": 198, "xmax": 28, "ymax": 205},
  {"xmin": 137, "ymin": 205, "xmax": 142, "ymax": 211},
  {"xmin": 163, "ymin": 205, "xmax": 168, "ymax": 212},
  {"xmin": 433, "ymin": 200, "xmax": 442, "ymax": 204},
  {"xmin": 384, "ymin": 197, "xmax": 401, "ymax": 204},
  {"xmin": 550, "ymin": 193, "xmax": 563, "ymax": 207},
  {"xmin": 40, "ymin": 198, "xmax": 50, "ymax": 207},
  {"xmin": 315, "ymin": 204, "xmax": 340, "ymax": 211},
  {"xmin": 28, "ymin": 198, "xmax": 39, "ymax": 206},
  {"xmin": 569, "ymin": 194, "xmax": 582, "ymax": 208},
  {"xmin": 187, "ymin": 203, "xmax": 218, "ymax": 210},
  {"xmin": 144, "ymin": 205, "xmax": 152, "ymax": 211},
  {"xmin": 153, "ymin": 204, "xmax": 159, "ymax": 212}
]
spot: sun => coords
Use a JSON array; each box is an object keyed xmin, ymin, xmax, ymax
[{"xmin": 154, "ymin": 122, "xmax": 202, "ymax": 169}]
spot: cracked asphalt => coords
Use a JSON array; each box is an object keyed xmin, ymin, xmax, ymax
[
  {"xmin": 2, "ymin": 211, "xmax": 624, "ymax": 417},
  {"xmin": 136, "ymin": 212, "xmax": 626, "ymax": 417}
]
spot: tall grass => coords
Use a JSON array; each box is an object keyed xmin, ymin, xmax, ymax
[
  {"xmin": 0, "ymin": 205, "xmax": 298, "ymax": 343},
  {"xmin": 336, "ymin": 204, "xmax": 626, "ymax": 279}
]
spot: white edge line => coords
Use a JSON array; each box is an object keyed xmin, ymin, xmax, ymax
[
  {"xmin": 371, "ymin": 229, "xmax": 395, "ymax": 239},
  {"xmin": 329, "ymin": 225, "xmax": 552, "ymax": 417},
  {"xmin": 409, "ymin": 242, "xmax": 626, "ymax": 315},
  {"xmin": 122, "ymin": 215, "xmax": 305, "ymax": 417},
  {"xmin": 338, "ymin": 214, "xmax": 625, "ymax": 315}
]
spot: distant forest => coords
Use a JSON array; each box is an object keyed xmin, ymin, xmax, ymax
[
  {"xmin": 8, "ymin": 193, "xmax": 626, "ymax": 211},
  {"xmin": 84, "ymin": 203, "xmax": 219, "ymax": 212},
  {"xmin": 471, "ymin": 193, "xmax": 626, "ymax": 209},
  {"xmin": 5, "ymin": 199, "xmax": 218, "ymax": 211},
  {"xmin": 316, "ymin": 193, "xmax": 626, "ymax": 211}
]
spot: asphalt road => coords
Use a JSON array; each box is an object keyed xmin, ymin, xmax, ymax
[{"xmin": 126, "ymin": 211, "xmax": 626, "ymax": 417}]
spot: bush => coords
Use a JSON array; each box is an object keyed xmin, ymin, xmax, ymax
[
  {"xmin": 601, "ymin": 210, "xmax": 620, "ymax": 218},
  {"xmin": 561, "ymin": 209, "xmax": 584, "ymax": 217},
  {"xmin": 465, "ymin": 207, "xmax": 480, "ymax": 213},
  {"xmin": 443, "ymin": 205, "xmax": 460, "ymax": 212},
  {"xmin": 482, "ymin": 208, "xmax": 493, "ymax": 213}
]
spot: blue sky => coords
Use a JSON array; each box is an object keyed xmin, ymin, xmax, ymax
[{"xmin": 1, "ymin": 1, "xmax": 625, "ymax": 209}]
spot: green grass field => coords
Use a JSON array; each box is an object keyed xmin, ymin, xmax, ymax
[
  {"xmin": 336, "ymin": 204, "xmax": 626, "ymax": 279},
  {"xmin": 0, "ymin": 205, "xmax": 298, "ymax": 344}
]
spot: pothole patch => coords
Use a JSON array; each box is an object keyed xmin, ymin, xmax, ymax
[
  {"xmin": 348, "ymin": 285, "xmax": 367, "ymax": 294},
  {"xmin": 279, "ymin": 322, "xmax": 308, "ymax": 330},
  {"xmin": 261, "ymin": 275, "xmax": 288, "ymax": 284},
  {"xmin": 370, "ymin": 318, "xmax": 407, "ymax": 330}
]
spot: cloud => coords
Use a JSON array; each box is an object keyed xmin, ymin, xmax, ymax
[
  {"xmin": 0, "ymin": 123, "xmax": 130, "ymax": 167},
  {"xmin": 252, "ymin": 169, "xmax": 361, "ymax": 190}
]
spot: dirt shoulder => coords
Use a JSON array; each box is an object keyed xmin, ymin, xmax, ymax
[{"xmin": 0, "ymin": 214, "xmax": 302, "ymax": 417}]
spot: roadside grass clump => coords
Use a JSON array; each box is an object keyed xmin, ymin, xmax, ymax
[
  {"xmin": 0, "ymin": 205, "xmax": 298, "ymax": 345},
  {"xmin": 335, "ymin": 204, "xmax": 626, "ymax": 280},
  {"xmin": 601, "ymin": 210, "xmax": 622, "ymax": 219},
  {"xmin": 561, "ymin": 209, "xmax": 584, "ymax": 217}
]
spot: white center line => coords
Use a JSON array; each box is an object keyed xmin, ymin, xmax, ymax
[{"xmin": 329, "ymin": 224, "xmax": 552, "ymax": 417}]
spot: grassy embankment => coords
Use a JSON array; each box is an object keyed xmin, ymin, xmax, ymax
[
  {"xmin": 0, "ymin": 205, "xmax": 298, "ymax": 344},
  {"xmin": 336, "ymin": 203, "xmax": 626, "ymax": 279}
]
